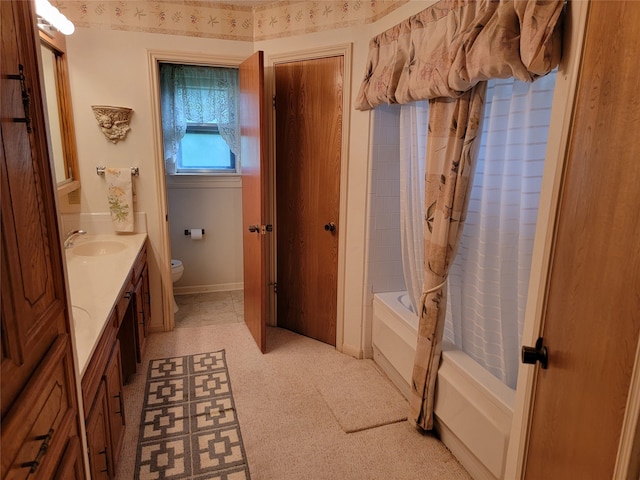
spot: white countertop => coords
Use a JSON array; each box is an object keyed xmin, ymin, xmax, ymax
[{"xmin": 65, "ymin": 233, "xmax": 147, "ymax": 377}]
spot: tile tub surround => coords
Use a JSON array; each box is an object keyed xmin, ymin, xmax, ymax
[{"xmin": 65, "ymin": 232, "xmax": 147, "ymax": 376}]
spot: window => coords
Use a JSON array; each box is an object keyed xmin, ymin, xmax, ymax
[
  {"xmin": 177, "ymin": 123, "xmax": 236, "ymax": 173},
  {"xmin": 159, "ymin": 63, "xmax": 239, "ymax": 175}
]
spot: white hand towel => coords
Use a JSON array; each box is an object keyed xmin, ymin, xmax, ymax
[{"xmin": 105, "ymin": 167, "xmax": 134, "ymax": 232}]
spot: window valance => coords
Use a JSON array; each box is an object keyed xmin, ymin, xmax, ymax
[{"xmin": 355, "ymin": 0, "xmax": 564, "ymax": 110}]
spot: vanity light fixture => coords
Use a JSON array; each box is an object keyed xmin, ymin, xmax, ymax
[{"xmin": 36, "ymin": 0, "xmax": 75, "ymax": 36}]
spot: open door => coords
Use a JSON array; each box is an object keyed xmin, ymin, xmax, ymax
[{"xmin": 240, "ymin": 51, "xmax": 268, "ymax": 353}]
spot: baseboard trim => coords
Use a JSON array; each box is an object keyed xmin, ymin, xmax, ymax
[
  {"xmin": 435, "ymin": 418, "xmax": 498, "ymax": 480},
  {"xmin": 174, "ymin": 283, "xmax": 243, "ymax": 295},
  {"xmin": 341, "ymin": 342, "xmax": 363, "ymax": 359}
]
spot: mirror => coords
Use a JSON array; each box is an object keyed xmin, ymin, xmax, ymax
[{"xmin": 39, "ymin": 28, "xmax": 80, "ymax": 196}]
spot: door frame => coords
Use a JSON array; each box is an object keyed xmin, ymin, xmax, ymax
[
  {"xmin": 266, "ymin": 43, "xmax": 352, "ymax": 352},
  {"xmin": 504, "ymin": 1, "xmax": 640, "ymax": 477},
  {"xmin": 147, "ymin": 49, "xmax": 247, "ymax": 332}
]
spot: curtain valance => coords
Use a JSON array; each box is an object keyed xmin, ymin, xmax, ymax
[{"xmin": 355, "ymin": 0, "xmax": 564, "ymax": 110}]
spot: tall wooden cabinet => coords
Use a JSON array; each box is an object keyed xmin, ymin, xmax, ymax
[{"xmin": 1, "ymin": 0, "xmax": 85, "ymax": 478}]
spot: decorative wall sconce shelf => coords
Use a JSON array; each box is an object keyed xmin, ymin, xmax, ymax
[{"xmin": 91, "ymin": 105, "xmax": 133, "ymax": 143}]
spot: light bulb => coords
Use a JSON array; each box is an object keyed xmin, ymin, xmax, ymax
[{"xmin": 36, "ymin": 0, "xmax": 75, "ymax": 35}]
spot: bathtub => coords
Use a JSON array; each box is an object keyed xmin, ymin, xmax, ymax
[{"xmin": 372, "ymin": 291, "xmax": 515, "ymax": 480}]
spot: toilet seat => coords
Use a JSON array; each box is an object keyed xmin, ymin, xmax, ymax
[
  {"xmin": 170, "ymin": 259, "xmax": 184, "ymax": 313},
  {"xmin": 171, "ymin": 259, "xmax": 184, "ymax": 283}
]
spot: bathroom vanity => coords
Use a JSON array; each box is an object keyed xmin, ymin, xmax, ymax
[{"xmin": 65, "ymin": 233, "xmax": 150, "ymax": 478}]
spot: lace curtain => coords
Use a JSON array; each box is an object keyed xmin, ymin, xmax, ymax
[{"xmin": 160, "ymin": 64, "xmax": 239, "ymax": 174}]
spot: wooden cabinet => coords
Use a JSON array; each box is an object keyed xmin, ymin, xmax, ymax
[
  {"xmin": 81, "ymin": 312, "xmax": 122, "ymax": 479},
  {"xmin": 1, "ymin": 336, "xmax": 80, "ymax": 479},
  {"xmin": 85, "ymin": 340, "xmax": 125, "ymax": 479},
  {"xmin": 1, "ymin": 0, "xmax": 69, "ymax": 417},
  {"xmin": 82, "ymin": 242, "xmax": 150, "ymax": 477},
  {"xmin": 86, "ymin": 382, "xmax": 112, "ymax": 480},
  {"xmin": 1, "ymin": 0, "xmax": 84, "ymax": 478}
]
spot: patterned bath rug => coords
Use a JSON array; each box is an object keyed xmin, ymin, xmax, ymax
[{"xmin": 135, "ymin": 350, "xmax": 251, "ymax": 480}]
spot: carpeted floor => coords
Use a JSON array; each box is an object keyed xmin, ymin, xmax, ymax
[{"xmin": 115, "ymin": 293, "xmax": 471, "ymax": 480}]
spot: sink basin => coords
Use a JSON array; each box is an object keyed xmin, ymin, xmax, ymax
[
  {"xmin": 72, "ymin": 240, "xmax": 126, "ymax": 256},
  {"xmin": 72, "ymin": 305, "xmax": 90, "ymax": 323}
]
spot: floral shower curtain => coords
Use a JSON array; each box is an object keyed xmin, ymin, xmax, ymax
[
  {"xmin": 356, "ymin": 0, "xmax": 564, "ymax": 430},
  {"xmin": 159, "ymin": 64, "xmax": 239, "ymax": 174}
]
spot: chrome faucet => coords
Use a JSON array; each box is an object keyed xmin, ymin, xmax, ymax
[{"xmin": 64, "ymin": 229, "xmax": 86, "ymax": 248}]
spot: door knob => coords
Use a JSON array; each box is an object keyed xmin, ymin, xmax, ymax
[
  {"xmin": 324, "ymin": 222, "xmax": 336, "ymax": 232},
  {"xmin": 521, "ymin": 337, "xmax": 548, "ymax": 369},
  {"xmin": 248, "ymin": 225, "xmax": 259, "ymax": 233}
]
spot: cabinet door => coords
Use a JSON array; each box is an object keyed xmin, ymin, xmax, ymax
[
  {"xmin": 54, "ymin": 436, "xmax": 84, "ymax": 480},
  {"xmin": 104, "ymin": 340, "xmax": 125, "ymax": 471},
  {"xmin": 116, "ymin": 293, "xmax": 137, "ymax": 384},
  {"xmin": 1, "ymin": 0, "xmax": 69, "ymax": 418},
  {"xmin": 1, "ymin": 336, "xmax": 78, "ymax": 479},
  {"xmin": 133, "ymin": 266, "xmax": 149, "ymax": 363},
  {"xmin": 141, "ymin": 265, "xmax": 151, "ymax": 339},
  {"xmin": 86, "ymin": 382, "xmax": 112, "ymax": 480}
]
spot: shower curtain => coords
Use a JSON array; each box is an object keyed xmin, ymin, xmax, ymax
[
  {"xmin": 399, "ymin": 101, "xmax": 428, "ymax": 313},
  {"xmin": 398, "ymin": 73, "xmax": 557, "ymax": 389},
  {"xmin": 356, "ymin": 0, "xmax": 565, "ymax": 430},
  {"xmin": 444, "ymin": 72, "xmax": 558, "ymax": 389}
]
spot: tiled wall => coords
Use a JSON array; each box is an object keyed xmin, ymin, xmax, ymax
[{"xmin": 367, "ymin": 104, "xmax": 405, "ymax": 296}]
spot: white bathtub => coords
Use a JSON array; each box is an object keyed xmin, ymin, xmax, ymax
[{"xmin": 372, "ymin": 291, "xmax": 515, "ymax": 480}]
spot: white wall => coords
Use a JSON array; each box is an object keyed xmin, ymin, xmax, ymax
[
  {"xmin": 167, "ymin": 176, "xmax": 244, "ymax": 293},
  {"xmin": 63, "ymin": 28, "xmax": 253, "ymax": 331},
  {"xmin": 62, "ymin": 1, "xmax": 434, "ymax": 349}
]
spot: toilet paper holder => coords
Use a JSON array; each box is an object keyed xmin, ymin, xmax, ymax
[{"xmin": 184, "ymin": 228, "xmax": 205, "ymax": 236}]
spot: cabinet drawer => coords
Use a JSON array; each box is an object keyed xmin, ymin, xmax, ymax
[{"xmin": 1, "ymin": 335, "xmax": 78, "ymax": 479}]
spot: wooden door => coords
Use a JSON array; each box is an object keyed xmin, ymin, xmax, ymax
[
  {"xmin": 240, "ymin": 51, "xmax": 268, "ymax": 353},
  {"xmin": 524, "ymin": 2, "xmax": 640, "ymax": 477},
  {"xmin": 275, "ymin": 56, "xmax": 343, "ymax": 346}
]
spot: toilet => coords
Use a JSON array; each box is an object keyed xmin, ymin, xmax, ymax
[{"xmin": 171, "ymin": 259, "xmax": 184, "ymax": 313}]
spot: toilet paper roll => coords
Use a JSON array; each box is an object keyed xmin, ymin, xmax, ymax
[{"xmin": 190, "ymin": 228, "xmax": 203, "ymax": 240}]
